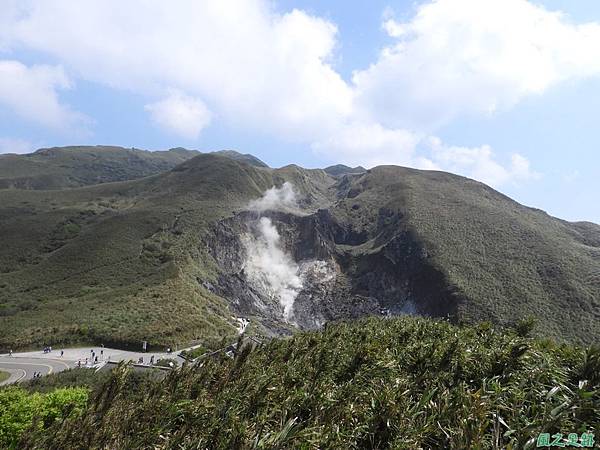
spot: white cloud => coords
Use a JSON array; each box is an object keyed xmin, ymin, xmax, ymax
[
  {"xmin": 426, "ymin": 137, "xmax": 541, "ymax": 187},
  {"xmin": 0, "ymin": 60, "xmax": 87, "ymax": 130},
  {"xmin": 312, "ymin": 123, "xmax": 421, "ymax": 167},
  {"xmin": 1, "ymin": 1, "xmax": 351, "ymax": 140},
  {"xmin": 0, "ymin": 137, "xmax": 35, "ymax": 154},
  {"xmin": 314, "ymin": 128, "xmax": 539, "ymax": 187},
  {"xmin": 145, "ymin": 90, "xmax": 211, "ymax": 139},
  {"xmin": 353, "ymin": 0, "xmax": 600, "ymax": 130},
  {"xmin": 1, "ymin": 0, "xmax": 570, "ymax": 186}
]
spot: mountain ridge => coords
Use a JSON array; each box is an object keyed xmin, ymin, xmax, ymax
[{"xmin": 0, "ymin": 149, "xmax": 598, "ymax": 350}]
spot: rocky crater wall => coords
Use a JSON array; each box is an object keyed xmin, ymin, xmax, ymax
[{"xmin": 205, "ymin": 206, "xmax": 459, "ymax": 335}]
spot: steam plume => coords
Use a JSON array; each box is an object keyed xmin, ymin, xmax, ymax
[
  {"xmin": 244, "ymin": 183, "xmax": 302, "ymax": 320},
  {"xmin": 244, "ymin": 217, "xmax": 302, "ymax": 320},
  {"xmin": 248, "ymin": 181, "xmax": 296, "ymax": 211}
]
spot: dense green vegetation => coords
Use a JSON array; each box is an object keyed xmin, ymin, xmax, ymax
[
  {"xmin": 0, "ymin": 154, "xmax": 280, "ymax": 350},
  {"xmin": 180, "ymin": 345, "xmax": 208, "ymax": 360},
  {"xmin": 332, "ymin": 166, "xmax": 600, "ymax": 344},
  {"xmin": 0, "ymin": 386, "xmax": 88, "ymax": 448},
  {"xmin": 0, "ymin": 147, "xmax": 598, "ymax": 350},
  {"xmin": 18, "ymin": 317, "xmax": 599, "ymax": 449},
  {"xmin": 20, "ymin": 368, "xmax": 112, "ymax": 394},
  {"xmin": 0, "ymin": 367, "xmax": 165, "ymax": 447},
  {"xmin": 0, "ymin": 146, "xmax": 199, "ymax": 190},
  {"xmin": 0, "ymin": 152, "xmax": 333, "ymax": 351}
]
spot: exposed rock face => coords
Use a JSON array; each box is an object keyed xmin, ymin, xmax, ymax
[{"xmin": 207, "ymin": 204, "xmax": 459, "ymax": 335}]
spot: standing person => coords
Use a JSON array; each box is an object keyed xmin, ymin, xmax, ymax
[
  {"xmin": 77, "ymin": 360, "xmax": 81, "ymax": 368},
  {"xmin": 60, "ymin": 350, "xmax": 64, "ymax": 358},
  {"xmin": 8, "ymin": 349, "xmax": 12, "ymax": 357}
]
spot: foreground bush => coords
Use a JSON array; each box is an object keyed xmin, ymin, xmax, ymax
[
  {"xmin": 21, "ymin": 317, "xmax": 600, "ymax": 449},
  {"xmin": 0, "ymin": 386, "xmax": 87, "ymax": 448}
]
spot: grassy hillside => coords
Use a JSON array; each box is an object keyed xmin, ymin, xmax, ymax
[
  {"xmin": 212, "ymin": 150, "xmax": 269, "ymax": 167},
  {"xmin": 332, "ymin": 167, "xmax": 600, "ymax": 344},
  {"xmin": 18, "ymin": 317, "xmax": 600, "ymax": 449},
  {"xmin": 0, "ymin": 146, "xmax": 198, "ymax": 190},
  {"xmin": 0, "ymin": 154, "xmax": 330, "ymax": 350},
  {"xmin": 0, "ymin": 150, "xmax": 598, "ymax": 349}
]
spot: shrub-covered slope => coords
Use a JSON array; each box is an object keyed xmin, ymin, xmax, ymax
[
  {"xmin": 331, "ymin": 166, "xmax": 600, "ymax": 344},
  {"xmin": 0, "ymin": 151, "xmax": 598, "ymax": 349},
  {"xmin": 0, "ymin": 146, "xmax": 199, "ymax": 190},
  {"xmin": 20, "ymin": 317, "xmax": 600, "ymax": 449},
  {"xmin": 0, "ymin": 154, "xmax": 330, "ymax": 350}
]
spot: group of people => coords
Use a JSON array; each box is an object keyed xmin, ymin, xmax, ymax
[
  {"xmin": 42, "ymin": 346, "xmax": 65, "ymax": 357},
  {"xmin": 31, "ymin": 371, "xmax": 43, "ymax": 378},
  {"xmin": 136, "ymin": 355, "xmax": 156, "ymax": 365},
  {"xmin": 75, "ymin": 346, "xmax": 107, "ymax": 367},
  {"xmin": 137, "ymin": 357, "xmax": 143, "ymax": 364}
]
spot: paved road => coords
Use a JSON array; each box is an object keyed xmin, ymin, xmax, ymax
[
  {"xmin": 0, "ymin": 356, "xmax": 74, "ymax": 385},
  {"xmin": 9, "ymin": 347, "xmax": 185, "ymax": 365},
  {"xmin": 0, "ymin": 344, "xmax": 202, "ymax": 386},
  {"xmin": 0, "ymin": 367, "xmax": 26, "ymax": 386},
  {"xmin": 0, "ymin": 319, "xmax": 249, "ymax": 385}
]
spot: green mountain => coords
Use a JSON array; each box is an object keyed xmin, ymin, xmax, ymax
[
  {"xmin": 17, "ymin": 316, "xmax": 600, "ymax": 449},
  {"xmin": 212, "ymin": 149, "xmax": 269, "ymax": 167},
  {"xmin": 323, "ymin": 163, "xmax": 367, "ymax": 177},
  {"xmin": 0, "ymin": 149, "xmax": 599, "ymax": 351},
  {"xmin": 0, "ymin": 146, "xmax": 200, "ymax": 190}
]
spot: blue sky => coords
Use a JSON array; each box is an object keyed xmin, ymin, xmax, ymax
[{"xmin": 1, "ymin": 1, "xmax": 600, "ymax": 223}]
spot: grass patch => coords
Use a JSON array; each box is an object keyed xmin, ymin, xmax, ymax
[{"xmin": 19, "ymin": 316, "xmax": 600, "ymax": 449}]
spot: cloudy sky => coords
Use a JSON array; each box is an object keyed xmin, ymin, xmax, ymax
[{"xmin": 1, "ymin": 0, "xmax": 599, "ymax": 223}]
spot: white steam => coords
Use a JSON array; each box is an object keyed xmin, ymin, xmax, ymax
[
  {"xmin": 248, "ymin": 181, "xmax": 297, "ymax": 212},
  {"xmin": 244, "ymin": 217, "xmax": 302, "ymax": 320},
  {"xmin": 243, "ymin": 183, "xmax": 303, "ymax": 320}
]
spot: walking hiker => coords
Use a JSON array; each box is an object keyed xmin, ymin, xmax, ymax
[
  {"xmin": 60, "ymin": 350, "xmax": 64, "ymax": 357},
  {"xmin": 8, "ymin": 349, "xmax": 12, "ymax": 357}
]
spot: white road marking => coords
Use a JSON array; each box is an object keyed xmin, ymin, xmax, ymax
[{"xmin": 0, "ymin": 361, "xmax": 54, "ymax": 375}]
